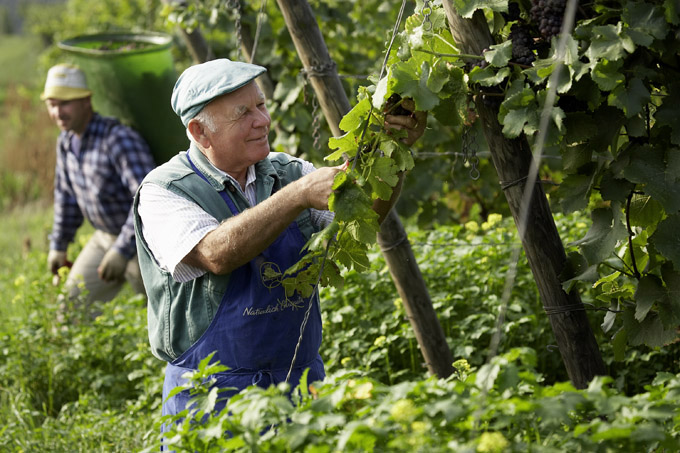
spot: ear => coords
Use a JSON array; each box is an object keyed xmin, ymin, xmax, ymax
[{"xmin": 187, "ymin": 119, "xmax": 211, "ymax": 148}]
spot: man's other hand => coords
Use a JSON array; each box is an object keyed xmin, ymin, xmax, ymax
[
  {"xmin": 98, "ymin": 249, "xmax": 128, "ymax": 282},
  {"xmin": 384, "ymin": 98, "xmax": 427, "ymax": 146},
  {"xmin": 48, "ymin": 250, "xmax": 67, "ymax": 275}
]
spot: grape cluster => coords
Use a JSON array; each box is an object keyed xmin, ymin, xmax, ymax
[
  {"xmin": 502, "ymin": 2, "xmax": 521, "ymax": 22},
  {"xmin": 466, "ymin": 48, "xmax": 490, "ymax": 72},
  {"xmin": 530, "ymin": 0, "xmax": 566, "ymax": 39},
  {"xmin": 510, "ymin": 23, "xmax": 536, "ymax": 66}
]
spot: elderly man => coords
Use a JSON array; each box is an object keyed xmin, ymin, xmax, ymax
[
  {"xmin": 43, "ymin": 63, "xmax": 155, "ymax": 307},
  {"xmin": 133, "ymin": 58, "xmax": 425, "ymax": 418}
]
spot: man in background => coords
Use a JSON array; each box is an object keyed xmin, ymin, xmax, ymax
[{"xmin": 43, "ymin": 63, "xmax": 156, "ymax": 309}]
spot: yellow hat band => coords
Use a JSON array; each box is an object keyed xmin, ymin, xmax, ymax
[{"xmin": 41, "ymin": 86, "xmax": 92, "ymax": 101}]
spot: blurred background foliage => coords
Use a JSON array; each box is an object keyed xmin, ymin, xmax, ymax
[{"xmin": 1, "ymin": 0, "xmax": 519, "ymax": 227}]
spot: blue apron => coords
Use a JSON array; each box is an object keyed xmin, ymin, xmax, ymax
[{"xmin": 161, "ymin": 156, "xmax": 324, "ymax": 420}]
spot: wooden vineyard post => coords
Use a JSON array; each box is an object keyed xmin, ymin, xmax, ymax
[
  {"xmin": 276, "ymin": 0, "xmax": 455, "ymax": 378},
  {"xmin": 441, "ymin": 1, "xmax": 607, "ymax": 388}
]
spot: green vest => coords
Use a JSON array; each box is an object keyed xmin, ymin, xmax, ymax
[{"xmin": 133, "ymin": 146, "xmax": 318, "ymax": 362}]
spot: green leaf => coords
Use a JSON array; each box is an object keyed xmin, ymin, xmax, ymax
[
  {"xmin": 591, "ymin": 59, "xmax": 625, "ymax": 91},
  {"xmin": 561, "ymin": 251, "xmax": 600, "ymax": 293},
  {"xmin": 327, "ymin": 131, "xmax": 359, "ymax": 162},
  {"xmin": 628, "ymin": 194, "xmax": 664, "ymax": 229},
  {"xmin": 623, "ymin": 145, "xmax": 680, "ymax": 212},
  {"xmin": 560, "ymin": 142, "xmax": 593, "ymax": 172},
  {"xmin": 654, "ymin": 84, "xmax": 680, "ymax": 146},
  {"xmin": 611, "ymin": 327, "xmax": 627, "ymax": 361},
  {"xmin": 338, "ymin": 98, "xmax": 372, "ymax": 133},
  {"xmin": 501, "ymin": 107, "xmax": 537, "ymax": 138},
  {"xmin": 485, "ymin": 40, "xmax": 512, "ymax": 67},
  {"xmin": 469, "ymin": 66, "xmax": 511, "ymax": 86},
  {"xmin": 599, "ymin": 171, "xmax": 635, "ymax": 204},
  {"xmin": 650, "ymin": 214, "xmax": 680, "ymax": 271},
  {"xmin": 665, "ymin": 0, "xmax": 680, "ymax": 24},
  {"xmin": 659, "ymin": 263, "xmax": 680, "ymax": 326},
  {"xmin": 635, "ymin": 275, "xmax": 664, "ymax": 322},
  {"xmin": 608, "ymin": 78, "xmax": 650, "ymax": 118},
  {"xmin": 623, "ymin": 309, "xmax": 678, "ymax": 347},
  {"xmin": 391, "ymin": 60, "xmax": 441, "ymax": 111},
  {"xmin": 453, "ymin": 0, "xmax": 507, "ymax": 19},
  {"xmin": 623, "ymin": 1, "xmax": 669, "ymax": 43},
  {"xmin": 556, "ymin": 173, "xmax": 594, "ymax": 213},
  {"xmin": 586, "ymin": 23, "xmax": 635, "ymax": 62},
  {"xmin": 569, "ymin": 206, "xmax": 628, "ymax": 265}
]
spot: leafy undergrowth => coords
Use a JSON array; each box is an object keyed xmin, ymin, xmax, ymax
[{"xmin": 1, "ymin": 209, "xmax": 678, "ymax": 451}]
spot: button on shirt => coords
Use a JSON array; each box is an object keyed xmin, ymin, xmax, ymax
[
  {"xmin": 50, "ymin": 113, "xmax": 156, "ymax": 258},
  {"xmin": 138, "ymin": 155, "xmax": 334, "ymax": 282}
]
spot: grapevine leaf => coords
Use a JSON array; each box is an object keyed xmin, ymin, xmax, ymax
[
  {"xmin": 591, "ymin": 59, "xmax": 625, "ymax": 91},
  {"xmin": 611, "ymin": 327, "xmax": 627, "ymax": 361},
  {"xmin": 346, "ymin": 218, "xmax": 378, "ymax": 244},
  {"xmin": 599, "ymin": 171, "xmax": 634, "ymax": 204},
  {"xmin": 452, "ymin": 0, "xmax": 507, "ymax": 19},
  {"xmin": 469, "ymin": 66, "xmax": 511, "ymax": 86},
  {"xmin": 428, "ymin": 60, "xmax": 452, "ymax": 94},
  {"xmin": 563, "ymin": 113, "xmax": 598, "ymax": 145},
  {"xmin": 569, "ymin": 206, "xmax": 627, "ymax": 265},
  {"xmin": 650, "ymin": 214, "xmax": 680, "ymax": 271},
  {"xmin": 556, "ymin": 173, "xmax": 593, "ymax": 213},
  {"xmin": 623, "ymin": 309, "xmax": 678, "ymax": 347},
  {"xmin": 372, "ymin": 76, "xmax": 389, "ymax": 109},
  {"xmin": 561, "ymin": 251, "xmax": 600, "ymax": 293},
  {"xmin": 601, "ymin": 302, "xmax": 619, "ymax": 333},
  {"xmin": 391, "ymin": 60, "xmax": 441, "ymax": 111},
  {"xmin": 586, "ymin": 23, "xmax": 635, "ymax": 62},
  {"xmin": 628, "ymin": 195, "xmax": 664, "ymax": 229},
  {"xmin": 654, "ymin": 84, "xmax": 680, "ymax": 145},
  {"xmin": 665, "ymin": 0, "xmax": 680, "ymax": 24},
  {"xmin": 327, "ymin": 131, "xmax": 359, "ymax": 162},
  {"xmin": 485, "ymin": 40, "xmax": 512, "ymax": 67},
  {"xmin": 570, "ymin": 77, "xmax": 604, "ymax": 111},
  {"xmin": 659, "ymin": 263, "xmax": 680, "ymax": 326},
  {"xmin": 302, "ymin": 221, "xmax": 340, "ymax": 254},
  {"xmin": 334, "ymin": 231, "xmax": 371, "ymax": 270},
  {"xmin": 607, "ymin": 78, "xmax": 650, "ymax": 118},
  {"xmin": 329, "ymin": 179, "xmax": 379, "ymax": 226},
  {"xmin": 338, "ymin": 97, "xmax": 372, "ymax": 133},
  {"xmin": 501, "ymin": 107, "xmax": 537, "ymax": 138},
  {"xmin": 383, "ymin": 141, "xmax": 415, "ymax": 171},
  {"xmin": 634, "ymin": 275, "xmax": 664, "ymax": 322},
  {"xmin": 622, "ymin": 1, "xmax": 669, "ymax": 43},
  {"xmin": 623, "ymin": 145, "xmax": 680, "ymax": 212},
  {"xmin": 561, "ymin": 143, "xmax": 593, "ymax": 173},
  {"xmin": 368, "ymin": 156, "xmax": 400, "ymax": 201}
]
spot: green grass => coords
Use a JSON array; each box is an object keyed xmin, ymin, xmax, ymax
[{"xmin": 0, "ymin": 34, "xmax": 42, "ymax": 90}]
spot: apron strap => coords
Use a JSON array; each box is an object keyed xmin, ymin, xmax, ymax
[{"xmin": 187, "ymin": 152, "xmax": 240, "ymax": 216}]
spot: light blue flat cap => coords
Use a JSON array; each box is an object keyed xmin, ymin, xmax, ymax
[{"xmin": 171, "ymin": 59, "xmax": 267, "ymax": 126}]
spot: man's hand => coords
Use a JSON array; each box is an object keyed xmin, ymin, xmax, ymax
[
  {"xmin": 48, "ymin": 250, "xmax": 67, "ymax": 275},
  {"xmin": 384, "ymin": 98, "xmax": 427, "ymax": 146},
  {"xmin": 298, "ymin": 161, "xmax": 349, "ymax": 211},
  {"xmin": 98, "ymin": 249, "xmax": 128, "ymax": 282}
]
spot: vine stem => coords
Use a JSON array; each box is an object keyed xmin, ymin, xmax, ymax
[{"xmin": 414, "ymin": 48, "xmax": 483, "ymax": 59}]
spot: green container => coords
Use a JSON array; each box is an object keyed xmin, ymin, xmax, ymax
[{"xmin": 58, "ymin": 31, "xmax": 187, "ymax": 165}]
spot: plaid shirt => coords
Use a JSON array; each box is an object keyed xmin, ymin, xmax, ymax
[{"xmin": 50, "ymin": 113, "xmax": 156, "ymax": 258}]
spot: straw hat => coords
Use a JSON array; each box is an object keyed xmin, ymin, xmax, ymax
[{"xmin": 41, "ymin": 64, "xmax": 92, "ymax": 101}]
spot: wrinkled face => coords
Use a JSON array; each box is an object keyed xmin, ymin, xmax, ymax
[
  {"xmin": 199, "ymin": 82, "xmax": 271, "ymax": 173},
  {"xmin": 44, "ymin": 97, "xmax": 92, "ymax": 134}
]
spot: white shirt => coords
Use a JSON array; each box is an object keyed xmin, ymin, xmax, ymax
[{"xmin": 138, "ymin": 160, "xmax": 334, "ymax": 282}]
